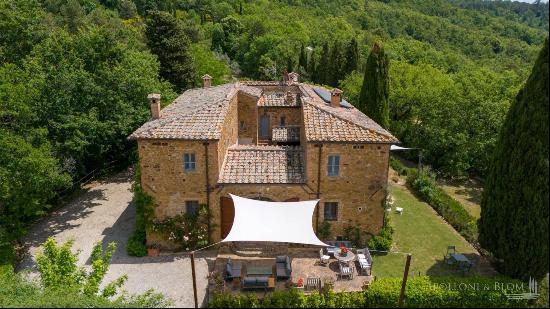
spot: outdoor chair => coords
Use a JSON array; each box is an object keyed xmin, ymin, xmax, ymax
[
  {"xmin": 306, "ymin": 277, "xmax": 321, "ymax": 291},
  {"xmin": 225, "ymin": 257, "xmax": 242, "ymax": 280},
  {"xmin": 356, "ymin": 247, "xmax": 372, "ymax": 276},
  {"xmin": 275, "ymin": 255, "xmax": 292, "ymax": 279},
  {"xmin": 395, "ymin": 207, "xmax": 404, "ymax": 215},
  {"xmin": 457, "ymin": 261, "xmax": 473, "ymax": 275},
  {"xmin": 446, "ymin": 245, "xmax": 456, "ymax": 256},
  {"xmin": 338, "ymin": 262, "xmax": 354, "ymax": 280},
  {"xmin": 319, "ymin": 249, "xmax": 330, "ymax": 266}
]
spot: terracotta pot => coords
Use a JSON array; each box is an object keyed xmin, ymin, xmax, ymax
[{"xmin": 147, "ymin": 247, "xmax": 160, "ymax": 257}]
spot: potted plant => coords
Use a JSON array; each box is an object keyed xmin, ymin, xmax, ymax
[
  {"xmin": 147, "ymin": 244, "xmax": 160, "ymax": 257},
  {"xmin": 340, "ymin": 244, "xmax": 349, "ymax": 257},
  {"xmin": 295, "ymin": 278, "xmax": 304, "ymax": 290}
]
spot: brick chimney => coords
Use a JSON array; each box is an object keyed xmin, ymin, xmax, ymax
[
  {"xmin": 330, "ymin": 88, "xmax": 342, "ymax": 107},
  {"xmin": 288, "ymin": 72, "xmax": 299, "ymax": 83},
  {"xmin": 148, "ymin": 93, "xmax": 161, "ymax": 119},
  {"xmin": 202, "ymin": 74, "xmax": 212, "ymax": 88}
]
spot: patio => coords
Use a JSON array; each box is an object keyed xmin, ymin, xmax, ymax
[{"xmin": 208, "ymin": 245, "xmax": 372, "ymax": 299}]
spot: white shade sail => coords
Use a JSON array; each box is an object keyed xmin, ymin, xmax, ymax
[
  {"xmin": 390, "ymin": 145, "xmax": 416, "ymax": 151},
  {"xmin": 221, "ymin": 194, "xmax": 328, "ymax": 247}
]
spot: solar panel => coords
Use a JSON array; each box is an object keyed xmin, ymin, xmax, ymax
[{"xmin": 313, "ymin": 87, "xmax": 353, "ymax": 108}]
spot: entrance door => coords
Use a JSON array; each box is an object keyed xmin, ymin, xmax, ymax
[
  {"xmin": 220, "ymin": 196, "xmax": 235, "ymax": 239},
  {"xmin": 259, "ymin": 114, "xmax": 270, "ymax": 139}
]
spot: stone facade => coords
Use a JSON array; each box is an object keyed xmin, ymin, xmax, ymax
[{"xmin": 132, "ymin": 79, "xmax": 398, "ymax": 249}]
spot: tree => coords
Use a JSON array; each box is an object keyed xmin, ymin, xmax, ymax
[
  {"xmin": 145, "ymin": 10, "xmax": 196, "ymax": 91},
  {"xmin": 343, "ymin": 37, "xmax": 359, "ymax": 76},
  {"xmin": 117, "ymin": 0, "xmax": 137, "ymax": 19},
  {"xmin": 359, "ymin": 42, "xmax": 390, "ymax": 129},
  {"xmin": 478, "ymin": 38, "xmax": 549, "ymax": 281},
  {"xmin": 298, "ymin": 44, "xmax": 307, "ymax": 71},
  {"xmin": 317, "ymin": 42, "xmax": 330, "ymax": 85},
  {"xmin": 328, "ymin": 41, "xmax": 345, "ymax": 87}
]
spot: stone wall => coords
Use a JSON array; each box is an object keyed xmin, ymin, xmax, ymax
[
  {"xmin": 305, "ymin": 143, "xmax": 390, "ymax": 239},
  {"xmin": 137, "ymin": 139, "xmax": 219, "ymax": 249},
  {"xmin": 257, "ymin": 106, "xmax": 303, "ymax": 139},
  {"xmin": 237, "ymin": 92, "xmax": 258, "ymax": 143}
]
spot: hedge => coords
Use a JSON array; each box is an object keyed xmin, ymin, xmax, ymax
[
  {"xmin": 390, "ymin": 157, "xmax": 411, "ymax": 176},
  {"xmin": 406, "ymin": 169, "xmax": 478, "ymax": 244},
  {"xmin": 209, "ymin": 276, "xmax": 529, "ymax": 308}
]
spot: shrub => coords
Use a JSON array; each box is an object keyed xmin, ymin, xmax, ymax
[
  {"xmin": 368, "ymin": 216, "xmax": 394, "ymax": 251},
  {"xmin": 390, "ymin": 157, "xmax": 411, "ymax": 176},
  {"xmin": 317, "ymin": 221, "xmax": 331, "ymax": 240},
  {"xmin": 127, "ymin": 165, "xmax": 154, "ymax": 256},
  {"xmin": 407, "ymin": 169, "xmax": 478, "ymax": 244},
  {"xmin": 209, "ymin": 276, "xmax": 530, "ymax": 308}
]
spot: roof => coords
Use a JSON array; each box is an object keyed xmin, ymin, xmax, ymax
[
  {"xmin": 272, "ymin": 126, "xmax": 300, "ymax": 142},
  {"xmin": 301, "ymin": 85, "xmax": 398, "ymax": 143},
  {"xmin": 219, "ymin": 145, "xmax": 305, "ymax": 184},
  {"xmin": 129, "ymin": 81, "xmax": 398, "ymax": 143},
  {"xmin": 258, "ymin": 92, "xmax": 301, "ymax": 107}
]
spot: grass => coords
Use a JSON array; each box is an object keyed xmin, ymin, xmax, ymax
[
  {"xmin": 437, "ymin": 178, "xmax": 483, "ymax": 219},
  {"xmin": 372, "ymin": 182, "xmax": 491, "ymax": 278}
]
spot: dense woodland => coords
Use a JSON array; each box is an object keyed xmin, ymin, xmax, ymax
[{"xmin": 0, "ymin": 0, "xmax": 548, "ymax": 276}]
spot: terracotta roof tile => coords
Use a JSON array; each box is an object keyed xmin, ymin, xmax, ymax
[
  {"xmin": 272, "ymin": 126, "xmax": 300, "ymax": 142},
  {"xmin": 219, "ymin": 145, "xmax": 305, "ymax": 184}
]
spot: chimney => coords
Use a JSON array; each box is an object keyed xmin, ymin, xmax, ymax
[
  {"xmin": 288, "ymin": 72, "xmax": 299, "ymax": 83},
  {"xmin": 148, "ymin": 93, "xmax": 161, "ymax": 119},
  {"xmin": 202, "ymin": 74, "xmax": 212, "ymax": 88},
  {"xmin": 330, "ymin": 88, "xmax": 342, "ymax": 107}
]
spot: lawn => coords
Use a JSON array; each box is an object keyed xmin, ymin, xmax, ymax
[
  {"xmin": 437, "ymin": 178, "xmax": 483, "ymax": 219},
  {"xmin": 371, "ymin": 182, "xmax": 493, "ymax": 278}
]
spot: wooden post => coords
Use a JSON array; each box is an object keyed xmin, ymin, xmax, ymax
[
  {"xmin": 191, "ymin": 251, "xmax": 199, "ymax": 308},
  {"xmin": 398, "ymin": 254, "xmax": 412, "ymax": 307}
]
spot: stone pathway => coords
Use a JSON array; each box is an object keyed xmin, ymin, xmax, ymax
[{"xmin": 17, "ymin": 169, "xmax": 211, "ymax": 307}]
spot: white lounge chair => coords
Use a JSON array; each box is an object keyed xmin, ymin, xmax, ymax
[
  {"xmin": 319, "ymin": 249, "xmax": 330, "ymax": 266},
  {"xmin": 395, "ymin": 207, "xmax": 404, "ymax": 215}
]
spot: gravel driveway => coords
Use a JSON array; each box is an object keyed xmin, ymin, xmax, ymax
[{"xmin": 17, "ymin": 169, "xmax": 212, "ymax": 307}]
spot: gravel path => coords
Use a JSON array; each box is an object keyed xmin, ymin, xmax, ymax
[{"xmin": 17, "ymin": 169, "xmax": 212, "ymax": 307}]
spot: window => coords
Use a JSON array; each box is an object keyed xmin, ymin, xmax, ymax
[
  {"xmin": 280, "ymin": 116, "xmax": 286, "ymax": 126},
  {"xmin": 327, "ymin": 155, "xmax": 340, "ymax": 176},
  {"xmin": 185, "ymin": 200, "xmax": 200, "ymax": 216},
  {"xmin": 324, "ymin": 202, "xmax": 338, "ymax": 221},
  {"xmin": 183, "ymin": 153, "xmax": 196, "ymax": 172}
]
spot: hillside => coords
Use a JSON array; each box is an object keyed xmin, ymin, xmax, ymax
[{"xmin": 1, "ymin": 0, "xmax": 548, "ymax": 266}]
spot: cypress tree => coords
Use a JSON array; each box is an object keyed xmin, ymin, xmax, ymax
[
  {"xmin": 308, "ymin": 54, "xmax": 317, "ymax": 83},
  {"xmin": 478, "ymin": 38, "xmax": 549, "ymax": 281},
  {"xmin": 317, "ymin": 42, "xmax": 330, "ymax": 85},
  {"xmin": 328, "ymin": 41, "xmax": 345, "ymax": 87},
  {"xmin": 299, "ymin": 44, "xmax": 307, "ymax": 71},
  {"xmin": 343, "ymin": 37, "xmax": 359, "ymax": 76},
  {"xmin": 145, "ymin": 10, "xmax": 196, "ymax": 92},
  {"xmin": 358, "ymin": 42, "xmax": 390, "ymax": 128}
]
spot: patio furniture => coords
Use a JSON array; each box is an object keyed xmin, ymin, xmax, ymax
[
  {"xmin": 275, "ymin": 255, "xmax": 292, "ymax": 279},
  {"xmin": 356, "ymin": 247, "xmax": 373, "ymax": 276},
  {"xmin": 338, "ymin": 262, "xmax": 354, "ymax": 280},
  {"xmin": 225, "ymin": 257, "xmax": 242, "ymax": 280},
  {"xmin": 334, "ymin": 248, "xmax": 356, "ymax": 265},
  {"xmin": 319, "ymin": 249, "xmax": 330, "ymax": 266},
  {"xmin": 444, "ymin": 246, "xmax": 457, "ymax": 266},
  {"xmin": 395, "ymin": 207, "xmax": 404, "ymax": 215},
  {"xmin": 241, "ymin": 276, "xmax": 274, "ymax": 290},
  {"xmin": 457, "ymin": 260, "xmax": 473, "ymax": 275},
  {"xmin": 306, "ymin": 277, "xmax": 321, "ymax": 291},
  {"xmin": 325, "ymin": 240, "xmax": 353, "ymax": 256},
  {"xmin": 247, "ymin": 265, "xmax": 274, "ymax": 276}
]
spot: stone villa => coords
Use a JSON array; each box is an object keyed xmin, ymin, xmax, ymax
[{"xmin": 129, "ymin": 73, "xmax": 398, "ymax": 248}]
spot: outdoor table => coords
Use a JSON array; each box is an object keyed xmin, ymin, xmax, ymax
[
  {"xmin": 246, "ymin": 265, "xmax": 273, "ymax": 276},
  {"xmin": 450, "ymin": 254, "xmax": 470, "ymax": 264},
  {"xmin": 334, "ymin": 248, "xmax": 356, "ymax": 264}
]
